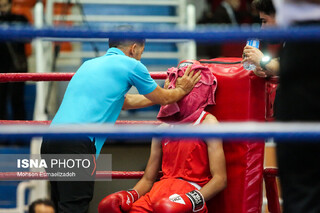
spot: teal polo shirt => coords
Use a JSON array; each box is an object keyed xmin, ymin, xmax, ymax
[{"xmin": 51, "ymin": 48, "xmax": 158, "ymax": 155}]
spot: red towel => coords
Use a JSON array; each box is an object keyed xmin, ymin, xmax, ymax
[{"xmin": 157, "ymin": 64, "xmax": 217, "ymax": 123}]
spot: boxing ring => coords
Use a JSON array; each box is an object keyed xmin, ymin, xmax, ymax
[
  {"xmin": 1, "ymin": 3, "xmax": 320, "ymax": 212},
  {"xmin": 0, "ymin": 67, "xmax": 284, "ymax": 213}
]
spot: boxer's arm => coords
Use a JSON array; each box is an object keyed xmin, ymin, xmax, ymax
[
  {"xmin": 122, "ymin": 94, "xmax": 155, "ymax": 110},
  {"xmin": 200, "ymin": 114, "xmax": 227, "ymax": 201},
  {"xmin": 133, "ymin": 137, "xmax": 163, "ymax": 196}
]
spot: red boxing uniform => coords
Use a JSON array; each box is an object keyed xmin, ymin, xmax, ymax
[{"xmin": 129, "ymin": 111, "xmax": 211, "ymax": 213}]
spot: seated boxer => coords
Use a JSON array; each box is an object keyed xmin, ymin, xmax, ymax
[{"xmin": 98, "ymin": 62, "xmax": 227, "ymax": 213}]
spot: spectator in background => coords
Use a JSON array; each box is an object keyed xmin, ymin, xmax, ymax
[
  {"xmin": 272, "ymin": 0, "xmax": 320, "ymax": 212},
  {"xmin": 29, "ymin": 199, "xmax": 56, "ymax": 213},
  {"xmin": 197, "ymin": 0, "xmax": 241, "ymax": 59},
  {"xmin": 0, "ymin": 0, "xmax": 29, "ymax": 121},
  {"xmin": 198, "ymin": 0, "xmax": 241, "ymax": 25},
  {"xmin": 242, "ymin": 0, "xmax": 280, "ymax": 78}
]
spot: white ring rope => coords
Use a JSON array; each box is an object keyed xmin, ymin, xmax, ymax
[{"xmin": 1, "ymin": 122, "xmax": 320, "ymax": 141}]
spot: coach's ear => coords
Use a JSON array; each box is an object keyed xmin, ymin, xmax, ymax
[{"xmin": 128, "ymin": 43, "xmax": 137, "ymax": 57}]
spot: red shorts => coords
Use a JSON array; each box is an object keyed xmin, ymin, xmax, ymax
[{"xmin": 129, "ymin": 178, "xmax": 208, "ymax": 213}]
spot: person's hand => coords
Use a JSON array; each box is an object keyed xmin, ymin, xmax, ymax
[
  {"xmin": 175, "ymin": 65, "xmax": 201, "ymax": 95},
  {"xmin": 98, "ymin": 190, "xmax": 139, "ymax": 213},
  {"xmin": 242, "ymin": 45, "xmax": 264, "ymax": 67},
  {"xmin": 253, "ymin": 67, "xmax": 267, "ymax": 78},
  {"xmin": 152, "ymin": 190, "xmax": 205, "ymax": 213}
]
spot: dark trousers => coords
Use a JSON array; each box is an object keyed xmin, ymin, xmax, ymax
[
  {"xmin": 276, "ymin": 23, "xmax": 320, "ymax": 213},
  {"xmin": 277, "ymin": 143, "xmax": 320, "ymax": 213},
  {"xmin": 0, "ymin": 82, "xmax": 26, "ymax": 120},
  {"xmin": 41, "ymin": 137, "xmax": 96, "ymax": 213}
]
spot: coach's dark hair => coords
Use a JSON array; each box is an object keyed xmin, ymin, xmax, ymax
[
  {"xmin": 29, "ymin": 199, "xmax": 55, "ymax": 213},
  {"xmin": 108, "ymin": 25, "xmax": 145, "ymax": 48},
  {"xmin": 252, "ymin": 0, "xmax": 276, "ymax": 15}
]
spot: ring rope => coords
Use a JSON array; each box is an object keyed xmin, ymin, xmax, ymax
[
  {"xmin": 0, "ymin": 73, "xmax": 278, "ymax": 83},
  {"xmin": 1, "ymin": 122, "xmax": 320, "ymax": 140},
  {"xmin": 0, "ymin": 120, "xmax": 161, "ymax": 125},
  {"xmin": 0, "ymin": 72, "xmax": 167, "ymax": 82},
  {"xmin": 0, "ymin": 171, "xmax": 146, "ymax": 180},
  {"xmin": 263, "ymin": 168, "xmax": 278, "ymax": 178},
  {"xmin": 0, "ymin": 170, "xmax": 277, "ymax": 181},
  {"xmin": 1, "ymin": 25, "xmax": 320, "ymax": 42}
]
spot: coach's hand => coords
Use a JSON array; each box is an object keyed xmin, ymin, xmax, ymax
[
  {"xmin": 153, "ymin": 190, "xmax": 205, "ymax": 213},
  {"xmin": 176, "ymin": 65, "xmax": 201, "ymax": 94},
  {"xmin": 98, "ymin": 190, "xmax": 139, "ymax": 213}
]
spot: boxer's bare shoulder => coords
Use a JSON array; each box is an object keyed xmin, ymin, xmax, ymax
[{"xmin": 203, "ymin": 113, "xmax": 219, "ymax": 124}]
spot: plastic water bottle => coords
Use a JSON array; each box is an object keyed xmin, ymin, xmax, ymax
[{"xmin": 243, "ymin": 39, "xmax": 260, "ymax": 71}]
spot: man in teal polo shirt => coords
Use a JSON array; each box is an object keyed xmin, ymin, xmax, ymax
[{"xmin": 41, "ymin": 36, "xmax": 201, "ymax": 213}]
